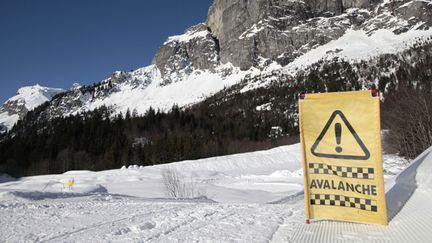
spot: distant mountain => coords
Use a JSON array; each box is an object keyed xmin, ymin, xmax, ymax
[{"xmin": 0, "ymin": 85, "xmax": 64, "ymax": 132}]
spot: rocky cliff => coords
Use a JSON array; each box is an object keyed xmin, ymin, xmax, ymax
[
  {"xmin": 152, "ymin": 0, "xmax": 432, "ymax": 73},
  {"xmin": 152, "ymin": 23, "xmax": 220, "ymax": 81}
]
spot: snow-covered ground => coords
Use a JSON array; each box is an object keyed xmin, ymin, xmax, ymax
[{"xmin": 0, "ymin": 144, "xmax": 423, "ymax": 243}]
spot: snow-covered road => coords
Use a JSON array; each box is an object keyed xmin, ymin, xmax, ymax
[{"xmin": 0, "ymin": 144, "xmax": 417, "ymax": 242}]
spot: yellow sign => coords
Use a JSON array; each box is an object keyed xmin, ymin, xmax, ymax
[
  {"xmin": 299, "ymin": 90, "xmax": 387, "ymax": 225},
  {"xmin": 67, "ymin": 180, "xmax": 73, "ymax": 190}
]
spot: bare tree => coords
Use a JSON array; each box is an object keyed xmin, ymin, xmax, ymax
[
  {"xmin": 383, "ymin": 87, "xmax": 432, "ymax": 159},
  {"xmin": 161, "ymin": 168, "xmax": 198, "ymax": 199}
]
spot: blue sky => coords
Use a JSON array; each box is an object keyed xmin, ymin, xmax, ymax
[{"xmin": 0, "ymin": 0, "xmax": 213, "ymax": 103}]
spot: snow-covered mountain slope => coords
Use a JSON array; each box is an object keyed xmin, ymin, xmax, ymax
[
  {"xmin": 285, "ymin": 28, "xmax": 432, "ymax": 75},
  {"xmin": 42, "ymin": 64, "xmax": 251, "ymax": 118},
  {"xmin": 0, "ymin": 144, "xmax": 417, "ymax": 242},
  {"xmin": 0, "ymin": 85, "xmax": 64, "ymax": 131}
]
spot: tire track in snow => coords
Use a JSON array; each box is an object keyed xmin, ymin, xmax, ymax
[
  {"xmin": 149, "ymin": 206, "xmax": 237, "ymax": 242},
  {"xmin": 43, "ymin": 203, "xmax": 190, "ymax": 242}
]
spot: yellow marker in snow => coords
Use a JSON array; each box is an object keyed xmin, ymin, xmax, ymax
[
  {"xmin": 299, "ymin": 90, "xmax": 387, "ymax": 225},
  {"xmin": 67, "ymin": 180, "xmax": 73, "ymax": 190}
]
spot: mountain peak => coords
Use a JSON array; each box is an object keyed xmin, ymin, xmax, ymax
[
  {"xmin": 10, "ymin": 84, "xmax": 64, "ymax": 111},
  {"xmin": 0, "ymin": 85, "xmax": 64, "ymax": 131}
]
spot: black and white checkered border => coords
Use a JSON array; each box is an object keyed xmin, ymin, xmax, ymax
[
  {"xmin": 310, "ymin": 193, "xmax": 378, "ymax": 212},
  {"xmin": 308, "ymin": 163, "xmax": 375, "ymax": 179}
]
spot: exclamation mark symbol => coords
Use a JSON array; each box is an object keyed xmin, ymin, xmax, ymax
[{"xmin": 335, "ymin": 123, "xmax": 342, "ymax": 153}]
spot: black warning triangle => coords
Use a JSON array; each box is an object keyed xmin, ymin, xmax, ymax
[{"xmin": 310, "ymin": 110, "xmax": 370, "ymax": 160}]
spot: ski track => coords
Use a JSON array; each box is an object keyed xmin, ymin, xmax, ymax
[
  {"xmin": 0, "ymin": 196, "xmax": 297, "ymax": 243},
  {"xmin": 44, "ymin": 202, "xmax": 190, "ymax": 243},
  {"xmin": 148, "ymin": 207, "xmax": 234, "ymax": 242}
]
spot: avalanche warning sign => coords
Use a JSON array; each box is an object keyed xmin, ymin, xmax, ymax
[
  {"xmin": 299, "ymin": 90, "xmax": 388, "ymax": 225},
  {"xmin": 310, "ymin": 110, "xmax": 370, "ymax": 161}
]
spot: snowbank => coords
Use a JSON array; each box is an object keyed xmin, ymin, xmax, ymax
[
  {"xmin": 0, "ymin": 144, "xmax": 303, "ymax": 204},
  {"xmin": 287, "ymin": 146, "xmax": 432, "ymax": 242}
]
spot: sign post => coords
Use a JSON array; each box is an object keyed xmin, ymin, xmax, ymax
[{"xmin": 299, "ymin": 90, "xmax": 387, "ymax": 225}]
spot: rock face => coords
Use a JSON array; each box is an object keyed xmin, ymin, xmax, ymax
[
  {"xmin": 394, "ymin": 0, "xmax": 432, "ymax": 26},
  {"xmin": 0, "ymin": 124, "xmax": 6, "ymax": 135},
  {"xmin": 205, "ymin": 0, "xmax": 383, "ymax": 70},
  {"xmin": 152, "ymin": 0, "xmax": 432, "ymax": 73},
  {"xmin": 207, "ymin": 0, "xmax": 268, "ymax": 69},
  {"xmin": 310, "ymin": 0, "xmax": 380, "ymax": 15},
  {"xmin": 152, "ymin": 23, "xmax": 220, "ymax": 83}
]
